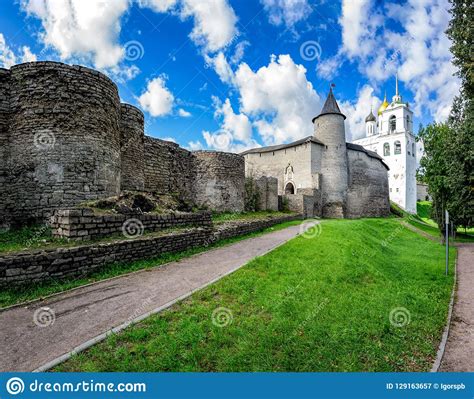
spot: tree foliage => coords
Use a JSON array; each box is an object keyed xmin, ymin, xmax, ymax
[{"xmin": 417, "ymin": 0, "xmax": 474, "ymax": 232}]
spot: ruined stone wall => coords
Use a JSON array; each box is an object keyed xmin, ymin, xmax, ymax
[
  {"xmin": 194, "ymin": 151, "xmax": 245, "ymax": 212},
  {"xmin": 346, "ymin": 148, "xmax": 390, "ymax": 218},
  {"xmin": 143, "ymin": 137, "xmax": 195, "ymax": 203},
  {"xmin": 120, "ymin": 104, "xmax": 145, "ymax": 191},
  {"xmin": 1, "ymin": 214, "xmax": 300, "ymax": 287},
  {"xmin": 5, "ymin": 62, "xmax": 122, "ymax": 226},
  {"xmin": 255, "ymin": 176, "xmax": 279, "ymax": 211},
  {"xmin": 0, "ymin": 69, "xmax": 11, "ymax": 228},
  {"xmin": 1, "ymin": 62, "xmax": 247, "ymax": 227},
  {"xmin": 51, "ymin": 208, "xmax": 212, "ymax": 241}
]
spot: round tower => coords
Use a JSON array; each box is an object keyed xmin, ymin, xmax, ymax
[
  {"xmin": 312, "ymin": 86, "xmax": 348, "ymax": 218},
  {"xmin": 8, "ymin": 62, "xmax": 122, "ymax": 225},
  {"xmin": 120, "ymin": 103, "xmax": 145, "ymax": 191}
]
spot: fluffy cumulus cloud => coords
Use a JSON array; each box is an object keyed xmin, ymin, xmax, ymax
[
  {"xmin": 234, "ymin": 54, "xmax": 321, "ymax": 145},
  {"xmin": 261, "ymin": 0, "xmax": 312, "ymax": 29},
  {"xmin": 0, "ymin": 33, "xmax": 37, "ymax": 68},
  {"xmin": 340, "ymin": 85, "xmax": 380, "ymax": 141},
  {"xmin": 201, "ymin": 53, "xmax": 321, "ymax": 150},
  {"xmin": 21, "ymin": 0, "xmax": 129, "ymax": 68},
  {"xmin": 215, "ymin": 98, "xmax": 253, "ymax": 143},
  {"xmin": 139, "ymin": 0, "xmax": 239, "ymax": 53},
  {"xmin": 199, "ymin": 97, "xmax": 257, "ymax": 153},
  {"xmin": 180, "ymin": 0, "xmax": 238, "ymax": 53},
  {"xmin": 138, "ymin": 77, "xmax": 175, "ymax": 117},
  {"xmin": 322, "ymin": 0, "xmax": 460, "ymax": 122}
]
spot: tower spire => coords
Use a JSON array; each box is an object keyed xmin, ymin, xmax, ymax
[
  {"xmin": 395, "ymin": 73, "xmax": 399, "ymax": 97},
  {"xmin": 392, "ymin": 73, "xmax": 402, "ymax": 103}
]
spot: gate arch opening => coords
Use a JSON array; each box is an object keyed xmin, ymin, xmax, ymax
[{"xmin": 285, "ymin": 182, "xmax": 295, "ymax": 194}]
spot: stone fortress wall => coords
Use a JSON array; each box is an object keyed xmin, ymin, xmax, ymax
[{"xmin": 0, "ymin": 62, "xmax": 244, "ymax": 227}]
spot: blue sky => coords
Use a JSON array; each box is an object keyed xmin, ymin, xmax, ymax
[{"xmin": 0, "ymin": 0, "xmax": 459, "ymax": 152}]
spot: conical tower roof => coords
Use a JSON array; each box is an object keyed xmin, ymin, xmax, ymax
[{"xmin": 312, "ymin": 86, "xmax": 346, "ymax": 122}]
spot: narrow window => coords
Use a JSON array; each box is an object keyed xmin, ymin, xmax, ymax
[
  {"xmin": 384, "ymin": 142, "xmax": 390, "ymax": 156},
  {"xmin": 394, "ymin": 141, "xmax": 401, "ymax": 155},
  {"xmin": 389, "ymin": 115, "xmax": 396, "ymax": 133}
]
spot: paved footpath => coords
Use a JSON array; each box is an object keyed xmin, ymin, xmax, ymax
[
  {"xmin": 440, "ymin": 243, "xmax": 474, "ymax": 372},
  {"xmin": 0, "ymin": 221, "xmax": 315, "ymax": 372}
]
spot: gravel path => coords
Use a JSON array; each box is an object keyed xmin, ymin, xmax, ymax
[
  {"xmin": 439, "ymin": 243, "xmax": 474, "ymax": 372},
  {"xmin": 0, "ymin": 221, "xmax": 316, "ymax": 372}
]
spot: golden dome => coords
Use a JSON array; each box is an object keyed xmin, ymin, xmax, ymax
[{"xmin": 377, "ymin": 92, "xmax": 389, "ymax": 115}]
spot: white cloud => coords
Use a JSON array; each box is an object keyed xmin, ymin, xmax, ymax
[
  {"xmin": 0, "ymin": 33, "xmax": 37, "ymax": 68},
  {"xmin": 234, "ymin": 54, "xmax": 321, "ymax": 145},
  {"xmin": 178, "ymin": 108, "xmax": 192, "ymax": 117},
  {"xmin": 202, "ymin": 129, "xmax": 259, "ymax": 153},
  {"xmin": 180, "ymin": 0, "xmax": 238, "ymax": 53},
  {"xmin": 0, "ymin": 34, "xmax": 18, "ymax": 68},
  {"xmin": 204, "ymin": 54, "xmax": 322, "ymax": 148},
  {"xmin": 138, "ymin": 77, "xmax": 175, "ymax": 117},
  {"xmin": 333, "ymin": 0, "xmax": 461, "ymax": 122},
  {"xmin": 21, "ymin": 0, "xmax": 129, "ymax": 68},
  {"xmin": 316, "ymin": 54, "xmax": 343, "ymax": 80},
  {"xmin": 187, "ymin": 140, "xmax": 204, "ymax": 151},
  {"xmin": 339, "ymin": 0, "xmax": 379, "ymax": 59},
  {"xmin": 261, "ymin": 0, "xmax": 312, "ymax": 28},
  {"xmin": 138, "ymin": 0, "xmax": 177, "ymax": 13},
  {"xmin": 215, "ymin": 98, "xmax": 252, "ymax": 143},
  {"xmin": 230, "ymin": 40, "xmax": 250, "ymax": 65},
  {"xmin": 160, "ymin": 136, "xmax": 177, "ymax": 143},
  {"xmin": 340, "ymin": 85, "xmax": 380, "ymax": 141},
  {"xmin": 205, "ymin": 51, "xmax": 234, "ymax": 84},
  {"xmin": 20, "ymin": 46, "xmax": 37, "ymax": 62}
]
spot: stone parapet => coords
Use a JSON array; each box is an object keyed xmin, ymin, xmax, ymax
[
  {"xmin": 50, "ymin": 208, "xmax": 212, "ymax": 241},
  {"xmin": 0, "ymin": 214, "xmax": 301, "ymax": 287}
]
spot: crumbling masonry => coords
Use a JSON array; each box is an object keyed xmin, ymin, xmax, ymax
[{"xmin": 0, "ymin": 62, "xmax": 244, "ymax": 227}]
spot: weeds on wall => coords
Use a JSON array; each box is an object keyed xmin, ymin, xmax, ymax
[{"xmin": 244, "ymin": 176, "xmax": 261, "ymax": 212}]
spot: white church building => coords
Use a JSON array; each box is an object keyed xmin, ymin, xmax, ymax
[{"xmin": 352, "ymin": 76, "xmax": 417, "ymax": 214}]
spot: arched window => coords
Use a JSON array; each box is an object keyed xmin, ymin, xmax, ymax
[
  {"xmin": 389, "ymin": 115, "xmax": 396, "ymax": 133},
  {"xmin": 412, "ymin": 142, "xmax": 415, "ymax": 156},
  {"xmin": 384, "ymin": 142, "xmax": 390, "ymax": 156},
  {"xmin": 406, "ymin": 115, "xmax": 410, "ymax": 130},
  {"xmin": 394, "ymin": 140, "xmax": 401, "ymax": 154},
  {"xmin": 285, "ymin": 182, "xmax": 295, "ymax": 194}
]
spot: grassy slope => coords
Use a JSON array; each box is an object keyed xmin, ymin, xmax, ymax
[
  {"xmin": 391, "ymin": 201, "xmax": 474, "ymax": 243},
  {"xmin": 0, "ymin": 220, "xmax": 302, "ymax": 308},
  {"xmin": 56, "ymin": 218, "xmax": 455, "ymax": 372}
]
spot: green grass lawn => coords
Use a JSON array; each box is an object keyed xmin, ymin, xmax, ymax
[
  {"xmin": 0, "ymin": 220, "xmax": 302, "ymax": 308},
  {"xmin": 56, "ymin": 218, "xmax": 455, "ymax": 372}
]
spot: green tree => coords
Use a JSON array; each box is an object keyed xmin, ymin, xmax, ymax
[
  {"xmin": 446, "ymin": 0, "xmax": 474, "ymax": 99},
  {"xmin": 417, "ymin": 0, "xmax": 474, "ymax": 234}
]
